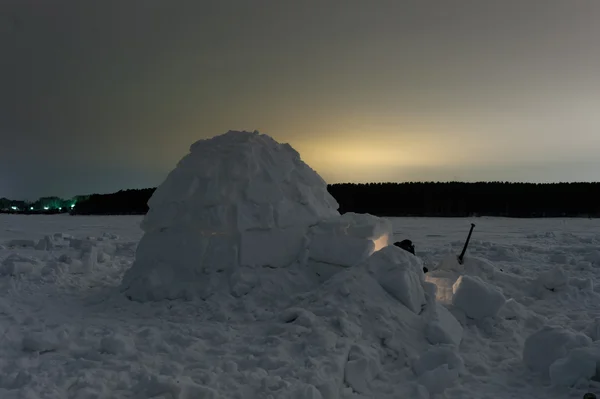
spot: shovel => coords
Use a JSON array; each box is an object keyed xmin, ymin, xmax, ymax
[{"xmin": 457, "ymin": 223, "xmax": 476, "ymax": 265}]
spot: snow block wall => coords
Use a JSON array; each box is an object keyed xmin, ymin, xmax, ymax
[{"xmin": 120, "ymin": 131, "xmax": 346, "ymax": 301}]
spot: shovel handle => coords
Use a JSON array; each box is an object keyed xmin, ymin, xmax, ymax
[{"xmin": 458, "ymin": 223, "xmax": 476, "ymax": 264}]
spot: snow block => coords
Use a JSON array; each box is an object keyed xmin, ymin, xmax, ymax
[
  {"xmin": 239, "ymin": 228, "xmax": 307, "ymax": 268},
  {"xmin": 0, "ymin": 254, "xmax": 39, "ymax": 276},
  {"xmin": 307, "ymin": 234, "xmax": 374, "ymax": 267},
  {"xmin": 523, "ymin": 325, "xmax": 592, "ymax": 375},
  {"xmin": 366, "ymin": 246, "xmax": 426, "ymax": 314},
  {"xmin": 413, "ymin": 345, "xmax": 464, "ymax": 394},
  {"xmin": 425, "ymin": 304, "xmax": 463, "ymax": 346},
  {"xmin": 35, "ymin": 235, "xmax": 54, "ymax": 251},
  {"xmin": 452, "ymin": 275, "xmax": 505, "ymax": 320},
  {"xmin": 418, "ymin": 364, "xmax": 459, "ymax": 395},
  {"xmin": 313, "ymin": 212, "xmax": 391, "ymax": 247},
  {"xmin": 498, "ymin": 298, "xmax": 527, "ymax": 320},
  {"xmin": 7, "ymin": 239, "xmax": 36, "ymax": 248}
]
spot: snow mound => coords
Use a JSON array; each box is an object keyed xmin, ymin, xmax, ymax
[
  {"xmin": 452, "ymin": 275, "xmax": 506, "ymax": 320},
  {"xmin": 121, "ymin": 131, "xmax": 344, "ymax": 301},
  {"xmin": 523, "ymin": 325, "xmax": 592, "ymax": 375}
]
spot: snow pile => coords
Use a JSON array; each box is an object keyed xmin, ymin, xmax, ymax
[
  {"xmin": 276, "ymin": 253, "xmax": 441, "ymax": 398},
  {"xmin": 120, "ymin": 131, "xmax": 392, "ymax": 301}
]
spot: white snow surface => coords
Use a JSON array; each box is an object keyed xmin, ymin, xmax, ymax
[{"xmin": 3, "ymin": 215, "xmax": 600, "ymax": 398}]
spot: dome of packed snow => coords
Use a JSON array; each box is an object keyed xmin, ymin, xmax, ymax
[{"xmin": 120, "ymin": 131, "xmax": 393, "ymax": 301}]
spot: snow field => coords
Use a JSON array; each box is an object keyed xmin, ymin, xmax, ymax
[{"xmin": 1, "ymin": 216, "xmax": 600, "ymax": 398}]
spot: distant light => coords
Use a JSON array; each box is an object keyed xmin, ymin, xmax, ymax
[
  {"xmin": 70, "ymin": 204, "xmax": 75, "ymax": 208},
  {"xmin": 43, "ymin": 206, "xmax": 49, "ymax": 210},
  {"xmin": 10, "ymin": 206, "xmax": 18, "ymax": 211},
  {"xmin": 30, "ymin": 207, "xmax": 34, "ymax": 210},
  {"xmin": 58, "ymin": 207, "xmax": 62, "ymax": 210}
]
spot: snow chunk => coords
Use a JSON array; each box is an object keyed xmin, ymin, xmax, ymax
[
  {"xmin": 366, "ymin": 245, "xmax": 426, "ymax": 313},
  {"xmin": 412, "ymin": 345, "xmax": 464, "ymax": 376},
  {"xmin": 523, "ymin": 325, "xmax": 592, "ymax": 375},
  {"xmin": 307, "ymin": 213, "xmax": 392, "ymax": 268},
  {"xmin": 570, "ymin": 276, "xmax": 594, "ymax": 291},
  {"xmin": 531, "ymin": 265, "xmax": 569, "ymax": 295},
  {"xmin": 425, "ymin": 303, "xmax": 463, "ymax": 346},
  {"xmin": 413, "ymin": 345, "xmax": 463, "ymax": 394},
  {"xmin": 308, "ymin": 234, "xmax": 374, "ymax": 268},
  {"xmin": 102, "ymin": 232, "xmax": 120, "ymax": 240},
  {"xmin": 549, "ymin": 347, "xmax": 599, "ymax": 387},
  {"xmin": 35, "ymin": 235, "xmax": 54, "ymax": 250},
  {"xmin": 76, "ymin": 246, "xmax": 98, "ymax": 274},
  {"xmin": 121, "ymin": 131, "xmax": 340, "ymax": 301},
  {"xmin": 0, "ymin": 254, "xmax": 39, "ymax": 276},
  {"xmin": 21, "ymin": 332, "xmax": 59, "ymax": 353},
  {"xmin": 498, "ymin": 298, "xmax": 527, "ymax": 320},
  {"xmin": 6, "ymin": 239, "xmax": 36, "ymax": 248},
  {"xmin": 418, "ymin": 364, "xmax": 459, "ymax": 395},
  {"xmin": 452, "ymin": 275, "xmax": 505, "ymax": 320}
]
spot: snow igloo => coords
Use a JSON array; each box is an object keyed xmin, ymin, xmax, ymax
[{"xmin": 121, "ymin": 131, "xmax": 392, "ymax": 301}]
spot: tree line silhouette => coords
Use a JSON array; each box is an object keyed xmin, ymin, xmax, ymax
[
  {"xmin": 328, "ymin": 182, "xmax": 600, "ymax": 217},
  {"xmin": 2, "ymin": 182, "xmax": 600, "ymax": 217}
]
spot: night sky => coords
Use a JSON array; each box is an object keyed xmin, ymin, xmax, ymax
[{"xmin": 2, "ymin": 1, "xmax": 600, "ymax": 199}]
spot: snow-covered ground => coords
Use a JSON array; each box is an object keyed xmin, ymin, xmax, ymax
[{"xmin": 1, "ymin": 214, "xmax": 600, "ymax": 398}]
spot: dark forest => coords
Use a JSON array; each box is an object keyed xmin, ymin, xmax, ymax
[
  {"xmin": 64, "ymin": 182, "xmax": 600, "ymax": 217},
  {"xmin": 2, "ymin": 182, "xmax": 599, "ymax": 217}
]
